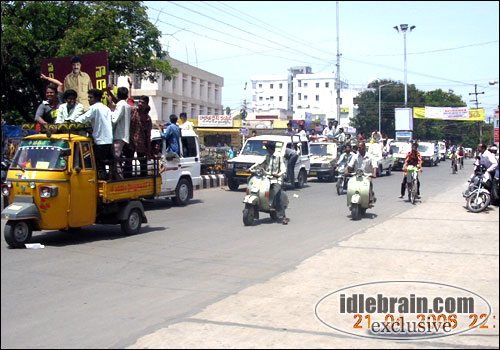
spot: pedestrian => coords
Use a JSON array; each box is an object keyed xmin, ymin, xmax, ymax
[
  {"xmin": 298, "ymin": 124, "xmax": 308, "ymax": 140},
  {"xmin": 179, "ymin": 112, "xmax": 195, "ymax": 131},
  {"xmin": 156, "ymin": 114, "xmax": 181, "ymax": 159},
  {"xmin": 74, "ymin": 88, "xmax": 113, "ymax": 180},
  {"xmin": 285, "ymin": 121, "xmax": 295, "ymax": 136},
  {"xmin": 124, "ymin": 96, "xmax": 152, "ymax": 177},
  {"xmin": 284, "ymin": 143, "xmax": 299, "ymax": 189},
  {"xmin": 55, "ymin": 89, "xmax": 84, "ymax": 123},
  {"xmin": 251, "ymin": 130, "xmax": 257, "ymax": 138},
  {"xmin": 63, "ymin": 56, "xmax": 93, "ymax": 111},
  {"xmin": 108, "ymin": 87, "xmax": 132, "ymax": 180},
  {"xmin": 151, "ymin": 141, "xmax": 166, "ymax": 175},
  {"xmin": 228, "ymin": 145, "xmax": 235, "ymax": 159}
]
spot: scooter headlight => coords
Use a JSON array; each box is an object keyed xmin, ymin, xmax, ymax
[
  {"xmin": 39, "ymin": 186, "xmax": 58, "ymax": 198},
  {"xmin": 2, "ymin": 184, "xmax": 10, "ymax": 196}
]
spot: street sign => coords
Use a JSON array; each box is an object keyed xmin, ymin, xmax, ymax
[{"xmin": 239, "ymin": 128, "xmax": 249, "ymax": 136}]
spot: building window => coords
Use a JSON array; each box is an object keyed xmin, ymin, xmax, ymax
[
  {"xmin": 253, "ymin": 95, "xmax": 257, "ymax": 101},
  {"xmin": 270, "ymin": 84, "xmax": 274, "ymax": 89},
  {"xmin": 252, "ymin": 82, "xmax": 256, "ymax": 89},
  {"xmin": 259, "ymin": 96, "xmax": 263, "ymax": 101},
  {"xmin": 279, "ymin": 96, "xmax": 283, "ymax": 102},
  {"xmin": 259, "ymin": 83, "xmax": 262, "ymax": 88},
  {"xmin": 133, "ymin": 73, "xmax": 142, "ymax": 89},
  {"xmin": 304, "ymin": 82, "xmax": 308, "ymax": 88},
  {"xmin": 298, "ymin": 80, "xmax": 301, "ymax": 87},
  {"xmin": 270, "ymin": 96, "xmax": 274, "ymax": 101},
  {"xmin": 316, "ymin": 95, "xmax": 319, "ymax": 101},
  {"xmin": 298, "ymin": 93, "xmax": 301, "ymax": 100},
  {"xmin": 109, "ymin": 72, "xmax": 118, "ymax": 86},
  {"xmin": 279, "ymin": 83, "xmax": 283, "ymax": 89},
  {"xmin": 304, "ymin": 95, "xmax": 308, "ymax": 101},
  {"xmin": 316, "ymin": 83, "xmax": 320, "ymax": 88},
  {"xmin": 172, "ymin": 76, "xmax": 176, "ymax": 90},
  {"xmin": 325, "ymin": 82, "xmax": 329, "ymax": 88}
]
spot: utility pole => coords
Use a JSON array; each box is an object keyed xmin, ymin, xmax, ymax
[
  {"xmin": 336, "ymin": 1, "xmax": 341, "ymax": 124},
  {"xmin": 469, "ymin": 84, "xmax": 484, "ymax": 143}
]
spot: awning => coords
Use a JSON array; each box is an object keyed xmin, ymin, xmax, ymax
[{"xmin": 196, "ymin": 128, "xmax": 241, "ymax": 133}]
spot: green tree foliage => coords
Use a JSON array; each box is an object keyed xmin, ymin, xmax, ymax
[
  {"xmin": 350, "ymin": 81, "xmax": 483, "ymax": 147},
  {"xmin": 1, "ymin": 1, "xmax": 177, "ymax": 124}
]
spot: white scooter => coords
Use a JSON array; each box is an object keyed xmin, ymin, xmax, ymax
[
  {"xmin": 346, "ymin": 169, "xmax": 375, "ymax": 220},
  {"xmin": 242, "ymin": 168, "xmax": 289, "ymax": 226}
]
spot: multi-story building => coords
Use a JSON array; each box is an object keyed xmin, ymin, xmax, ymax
[
  {"xmin": 111, "ymin": 57, "xmax": 224, "ymax": 123},
  {"xmin": 250, "ymin": 66, "xmax": 363, "ymax": 128}
]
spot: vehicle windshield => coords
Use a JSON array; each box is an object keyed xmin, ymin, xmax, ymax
[
  {"xmin": 418, "ymin": 144, "xmax": 431, "ymax": 153},
  {"xmin": 310, "ymin": 144, "xmax": 336, "ymax": 156},
  {"xmin": 11, "ymin": 139, "xmax": 70, "ymax": 171},
  {"xmin": 391, "ymin": 145, "xmax": 400, "ymax": 154},
  {"xmin": 241, "ymin": 140, "xmax": 284, "ymax": 156}
]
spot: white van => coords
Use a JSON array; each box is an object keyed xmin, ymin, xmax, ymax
[
  {"xmin": 225, "ymin": 135, "xmax": 310, "ymax": 191},
  {"xmin": 149, "ymin": 129, "xmax": 201, "ymax": 205},
  {"xmin": 418, "ymin": 141, "xmax": 439, "ymax": 167}
]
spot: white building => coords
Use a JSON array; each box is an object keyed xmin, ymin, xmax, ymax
[
  {"xmin": 251, "ymin": 66, "xmax": 363, "ymax": 128},
  {"xmin": 111, "ymin": 57, "xmax": 224, "ymax": 122}
]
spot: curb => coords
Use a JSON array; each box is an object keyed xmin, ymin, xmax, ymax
[{"xmin": 195, "ymin": 174, "xmax": 227, "ymax": 190}]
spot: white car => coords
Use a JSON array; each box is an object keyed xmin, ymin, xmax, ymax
[
  {"xmin": 147, "ymin": 129, "xmax": 201, "ymax": 205},
  {"xmin": 418, "ymin": 142, "xmax": 439, "ymax": 167},
  {"xmin": 367, "ymin": 142, "xmax": 393, "ymax": 176},
  {"xmin": 391, "ymin": 141, "xmax": 411, "ymax": 170},
  {"xmin": 309, "ymin": 142, "xmax": 338, "ymax": 182},
  {"xmin": 225, "ymin": 134, "xmax": 310, "ymax": 191}
]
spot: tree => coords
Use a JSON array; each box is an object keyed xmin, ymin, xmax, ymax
[{"xmin": 1, "ymin": 1, "xmax": 177, "ymax": 124}]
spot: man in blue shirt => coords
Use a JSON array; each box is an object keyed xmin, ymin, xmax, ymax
[{"xmin": 156, "ymin": 114, "xmax": 181, "ymax": 159}]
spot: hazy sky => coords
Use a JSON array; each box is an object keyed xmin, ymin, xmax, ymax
[{"xmin": 144, "ymin": 1, "xmax": 499, "ymax": 119}]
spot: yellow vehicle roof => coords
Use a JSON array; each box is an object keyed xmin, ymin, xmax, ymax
[{"xmin": 24, "ymin": 133, "xmax": 92, "ymax": 143}]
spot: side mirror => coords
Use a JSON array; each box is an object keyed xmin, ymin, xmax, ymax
[{"xmin": 60, "ymin": 148, "xmax": 72, "ymax": 157}]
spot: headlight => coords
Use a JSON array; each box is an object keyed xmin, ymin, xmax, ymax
[
  {"xmin": 321, "ymin": 163, "xmax": 331, "ymax": 169},
  {"xmin": 227, "ymin": 163, "xmax": 234, "ymax": 169}
]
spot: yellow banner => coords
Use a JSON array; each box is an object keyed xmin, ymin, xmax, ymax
[{"xmin": 413, "ymin": 107, "xmax": 484, "ymax": 121}]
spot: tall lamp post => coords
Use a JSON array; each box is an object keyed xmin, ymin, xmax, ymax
[
  {"xmin": 394, "ymin": 24, "xmax": 416, "ymax": 107},
  {"xmin": 378, "ymin": 83, "xmax": 395, "ymax": 134}
]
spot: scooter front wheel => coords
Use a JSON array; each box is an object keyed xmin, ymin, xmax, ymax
[
  {"xmin": 243, "ymin": 204, "xmax": 256, "ymax": 226},
  {"xmin": 336, "ymin": 178, "xmax": 343, "ymax": 195},
  {"xmin": 351, "ymin": 204, "xmax": 362, "ymax": 220}
]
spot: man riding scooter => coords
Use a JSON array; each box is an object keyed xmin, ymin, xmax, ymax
[
  {"xmin": 336, "ymin": 143, "xmax": 354, "ymax": 193},
  {"xmin": 248, "ymin": 142, "xmax": 289, "ymax": 224},
  {"xmin": 345, "ymin": 141, "xmax": 377, "ymax": 203}
]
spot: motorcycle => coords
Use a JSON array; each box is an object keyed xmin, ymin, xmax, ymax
[
  {"xmin": 463, "ymin": 164, "xmax": 491, "ymax": 213},
  {"xmin": 242, "ymin": 168, "xmax": 289, "ymax": 226},
  {"xmin": 406, "ymin": 165, "xmax": 420, "ymax": 204},
  {"xmin": 335, "ymin": 161, "xmax": 352, "ymax": 195},
  {"xmin": 346, "ymin": 169, "xmax": 375, "ymax": 220}
]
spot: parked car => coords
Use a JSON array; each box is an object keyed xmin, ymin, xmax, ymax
[
  {"xmin": 418, "ymin": 142, "xmax": 439, "ymax": 166},
  {"xmin": 225, "ymin": 135, "xmax": 310, "ymax": 191},
  {"xmin": 309, "ymin": 142, "xmax": 338, "ymax": 182}
]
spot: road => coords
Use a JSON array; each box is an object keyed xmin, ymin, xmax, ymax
[{"xmin": 1, "ymin": 159, "xmax": 472, "ymax": 348}]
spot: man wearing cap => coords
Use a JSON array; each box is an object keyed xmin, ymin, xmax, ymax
[{"xmin": 249, "ymin": 141, "xmax": 289, "ymax": 224}]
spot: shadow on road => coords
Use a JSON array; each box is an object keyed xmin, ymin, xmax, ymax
[
  {"xmin": 142, "ymin": 199, "xmax": 204, "ymax": 211},
  {"xmin": 28, "ymin": 225, "xmax": 166, "ymax": 247}
]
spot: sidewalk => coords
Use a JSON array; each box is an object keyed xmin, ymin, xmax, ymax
[{"xmin": 129, "ymin": 181, "xmax": 499, "ymax": 349}]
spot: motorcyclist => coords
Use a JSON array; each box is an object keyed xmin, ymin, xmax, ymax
[
  {"xmin": 346, "ymin": 141, "xmax": 377, "ymax": 203},
  {"xmin": 399, "ymin": 142, "xmax": 423, "ymax": 199},
  {"xmin": 336, "ymin": 144, "xmax": 353, "ymax": 190},
  {"xmin": 249, "ymin": 141, "xmax": 289, "ymax": 224}
]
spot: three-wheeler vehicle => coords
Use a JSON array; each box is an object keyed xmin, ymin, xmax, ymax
[{"xmin": 1, "ymin": 126, "xmax": 161, "ymax": 248}]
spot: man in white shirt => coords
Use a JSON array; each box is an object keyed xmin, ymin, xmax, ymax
[
  {"xmin": 297, "ymin": 124, "xmax": 308, "ymax": 140},
  {"xmin": 179, "ymin": 112, "xmax": 194, "ymax": 131},
  {"xmin": 346, "ymin": 141, "xmax": 377, "ymax": 203},
  {"xmin": 478, "ymin": 143, "xmax": 499, "ymax": 180},
  {"xmin": 75, "ymin": 89, "xmax": 113, "ymax": 179},
  {"xmin": 109, "ymin": 87, "xmax": 132, "ymax": 180},
  {"xmin": 55, "ymin": 89, "xmax": 84, "ymax": 124},
  {"xmin": 322, "ymin": 121, "xmax": 338, "ymax": 139}
]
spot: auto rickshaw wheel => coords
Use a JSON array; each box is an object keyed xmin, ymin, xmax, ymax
[
  {"xmin": 121, "ymin": 208, "xmax": 142, "ymax": 235},
  {"xmin": 4, "ymin": 220, "xmax": 32, "ymax": 248}
]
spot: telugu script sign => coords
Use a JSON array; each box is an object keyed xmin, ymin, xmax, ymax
[{"xmin": 198, "ymin": 115, "xmax": 233, "ymax": 128}]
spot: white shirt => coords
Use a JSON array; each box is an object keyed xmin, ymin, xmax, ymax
[
  {"xmin": 55, "ymin": 102, "xmax": 84, "ymax": 124},
  {"xmin": 322, "ymin": 126, "xmax": 337, "ymax": 138},
  {"xmin": 75, "ymin": 102, "xmax": 113, "ymax": 145},
  {"xmin": 112, "ymin": 99, "xmax": 132, "ymax": 143},
  {"xmin": 480, "ymin": 150, "xmax": 498, "ymax": 173},
  {"xmin": 348, "ymin": 152, "xmax": 377, "ymax": 175},
  {"xmin": 180, "ymin": 120, "xmax": 194, "ymax": 131},
  {"xmin": 298, "ymin": 130, "xmax": 308, "ymax": 140}
]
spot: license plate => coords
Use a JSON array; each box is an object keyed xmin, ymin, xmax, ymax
[
  {"xmin": 236, "ymin": 171, "xmax": 251, "ymax": 176},
  {"xmin": 310, "ymin": 172, "xmax": 317, "ymax": 176}
]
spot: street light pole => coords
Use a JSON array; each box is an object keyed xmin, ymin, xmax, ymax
[{"xmin": 394, "ymin": 24, "xmax": 415, "ymax": 107}]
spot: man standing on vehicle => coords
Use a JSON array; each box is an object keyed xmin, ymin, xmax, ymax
[
  {"xmin": 346, "ymin": 141, "xmax": 377, "ymax": 202},
  {"xmin": 399, "ymin": 142, "xmax": 423, "ymax": 199},
  {"xmin": 124, "ymin": 96, "xmax": 152, "ymax": 177},
  {"xmin": 74, "ymin": 89, "xmax": 113, "ymax": 179},
  {"xmin": 284, "ymin": 143, "xmax": 299, "ymax": 190},
  {"xmin": 249, "ymin": 142, "xmax": 288, "ymax": 224},
  {"xmin": 285, "ymin": 122, "xmax": 295, "ymax": 136},
  {"xmin": 156, "ymin": 114, "xmax": 181, "ymax": 159},
  {"xmin": 322, "ymin": 121, "xmax": 337, "ymax": 139}
]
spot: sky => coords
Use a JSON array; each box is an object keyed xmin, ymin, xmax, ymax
[{"xmin": 143, "ymin": 1, "xmax": 499, "ymax": 120}]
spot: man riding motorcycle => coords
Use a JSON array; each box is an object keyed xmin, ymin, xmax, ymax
[
  {"xmin": 399, "ymin": 142, "xmax": 423, "ymax": 199},
  {"xmin": 345, "ymin": 142, "xmax": 377, "ymax": 202},
  {"xmin": 248, "ymin": 142, "xmax": 289, "ymax": 224}
]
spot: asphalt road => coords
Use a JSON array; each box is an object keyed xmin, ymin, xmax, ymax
[{"xmin": 1, "ymin": 158, "xmax": 473, "ymax": 348}]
